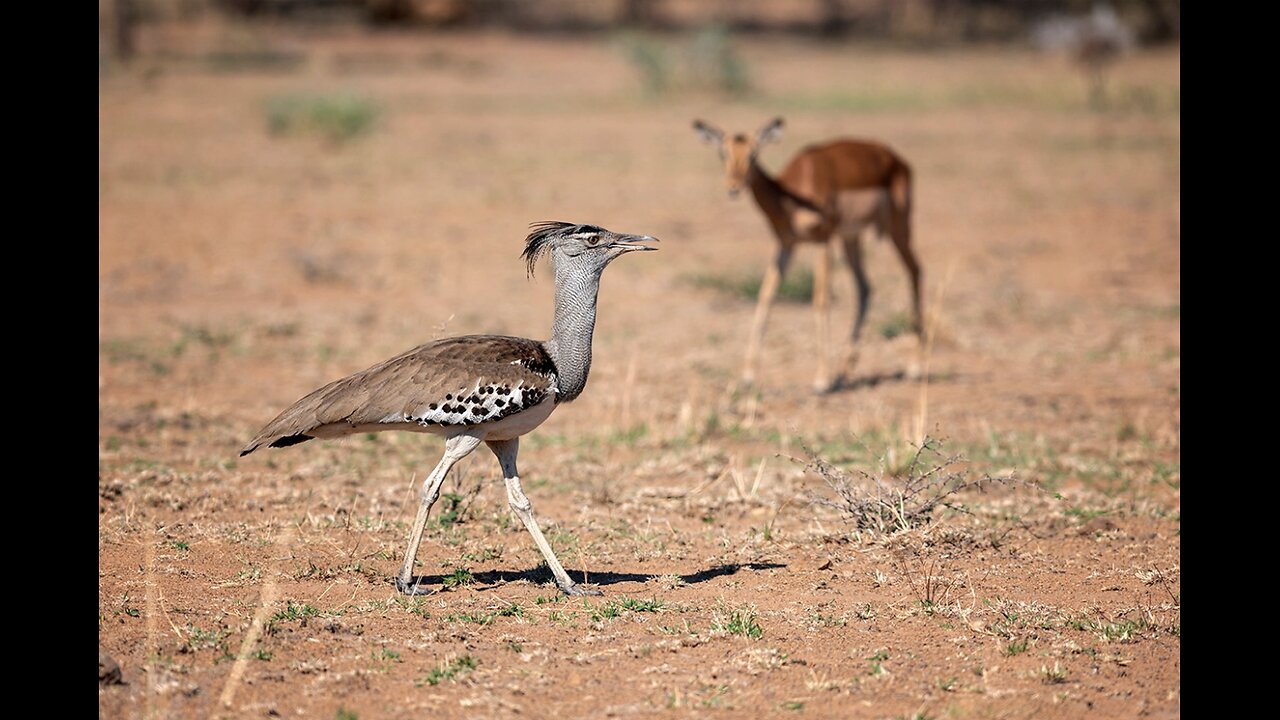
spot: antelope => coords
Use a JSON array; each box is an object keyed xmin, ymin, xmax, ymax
[{"xmin": 692, "ymin": 117, "xmax": 923, "ymax": 392}]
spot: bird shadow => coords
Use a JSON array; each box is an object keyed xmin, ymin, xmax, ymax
[{"xmin": 401, "ymin": 562, "xmax": 786, "ymax": 593}]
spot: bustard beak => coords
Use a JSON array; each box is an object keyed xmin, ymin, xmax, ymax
[{"xmin": 609, "ymin": 234, "xmax": 659, "ymax": 253}]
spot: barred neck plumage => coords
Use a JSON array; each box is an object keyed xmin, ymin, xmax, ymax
[{"xmin": 542, "ymin": 258, "xmax": 603, "ymax": 403}]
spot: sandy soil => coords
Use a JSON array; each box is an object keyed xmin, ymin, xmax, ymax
[{"xmin": 99, "ymin": 24, "xmax": 1179, "ymax": 719}]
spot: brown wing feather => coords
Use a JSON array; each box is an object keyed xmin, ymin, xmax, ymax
[{"xmin": 240, "ymin": 336, "xmax": 557, "ymax": 455}]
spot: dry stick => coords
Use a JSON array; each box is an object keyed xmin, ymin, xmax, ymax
[
  {"xmin": 913, "ymin": 259, "xmax": 959, "ymax": 447},
  {"xmin": 687, "ymin": 463, "xmax": 732, "ymax": 499},
  {"xmin": 765, "ymin": 495, "xmax": 796, "ymax": 539},
  {"xmin": 218, "ymin": 523, "xmax": 297, "ymax": 711},
  {"xmin": 750, "ymin": 457, "xmax": 767, "ymax": 498},
  {"xmin": 728, "ymin": 457, "xmax": 745, "ymax": 500}
]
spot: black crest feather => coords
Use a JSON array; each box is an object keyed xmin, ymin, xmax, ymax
[{"xmin": 522, "ymin": 221, "xmax": 575, "ymax": 277}]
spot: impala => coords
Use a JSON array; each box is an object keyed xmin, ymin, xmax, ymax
[{"xmin": 693, "ymin": 117, "xmax": 924, "ymax": 392}]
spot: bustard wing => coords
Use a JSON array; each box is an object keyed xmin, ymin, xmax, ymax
[{"xmin": 240, "ymin": 335, "xmax": 557, "ymax": 455}]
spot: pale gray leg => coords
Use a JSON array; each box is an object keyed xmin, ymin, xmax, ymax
[
  {"xmin": 396, "ymin": 433, "xmax": 483, "ymax": 595},
  {"xmin": 488, "ymin": 438, "xmax": 601, "ymax": 596}
]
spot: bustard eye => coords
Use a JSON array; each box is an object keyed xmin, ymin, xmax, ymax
[{"xmin": 586, "ymin": 236, "xmax": 600, "ymax": 246}]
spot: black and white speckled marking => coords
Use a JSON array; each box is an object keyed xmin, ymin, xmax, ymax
[{"xmin": 382, "ymin": 379, "xmax": 556, "ymax": 428}]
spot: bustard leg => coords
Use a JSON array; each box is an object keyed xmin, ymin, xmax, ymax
[
  {"xmin": 396, "ymin": 433, "xmax": 483, "ymax": 595},
  {"xmin": 488, "ymin": 438, "xmax": 601, "ymax": 596}
]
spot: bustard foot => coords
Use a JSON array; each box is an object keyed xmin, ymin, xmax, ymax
[
  {"xmin": 560, "ymin": 582, "xmax": 603, "ymax": 597},
  {"xmin": 812, "ymin": 378, "xmax": 835, "ymax": 395},
  {"xmin": 395, "ymin": 576, "xmax": 434, "ymax": 596}
]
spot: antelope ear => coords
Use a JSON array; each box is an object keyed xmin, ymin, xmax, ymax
[
  {"xmin": 757, "ymin": 117, "xmax": 784, "ymax": 145},
  {"xmin": 692, "ymin": 119, "xmax": 724, "ymax": 145}
]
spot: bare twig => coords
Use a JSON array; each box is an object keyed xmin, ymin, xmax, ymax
[{"xmin": 796, "ymin": 436, "xmax": 1013, "ymax": 535}]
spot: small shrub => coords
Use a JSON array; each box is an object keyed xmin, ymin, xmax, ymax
[
  {"xmin": 264, "ymin": 93, "xmax": 379, "ymax": 144},
  {"xmin": 617, "ymin": 33, "xmax": 670, "ymax": 95},
  {"xmin": 688, "ymin": 25, "xmax": 750, "ymax": 95},
  {"xmin": 802, "ymin": 437, "xmax": 1013, "ymax": 535},
  {"xmin": 616, "ymin": 25, "xmax": 750, "ymax": 97}
]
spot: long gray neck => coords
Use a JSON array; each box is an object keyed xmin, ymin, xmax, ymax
[{"xmin": 543, "ymin": 261, "xmax": 603, "ymax": 403}]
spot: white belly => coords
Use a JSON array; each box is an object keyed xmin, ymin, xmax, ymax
[
  {"xmin": 471, "ymin": 396, "xmax": 558, "ymax": 441},
  {"xmin": 833, "ymin": 189, "xmax": 890, "ymax": 234}
]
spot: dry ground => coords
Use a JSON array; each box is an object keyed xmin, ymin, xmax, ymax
[{"xmin": 99, "ymin": 23, "xmax": 1180, "ymax": 719}]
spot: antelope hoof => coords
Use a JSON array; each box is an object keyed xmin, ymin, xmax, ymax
[
  {"xmin": 561, "ymin": 582, "xmax": 603, "ymax": 597},
  {"xmin": 396, "ymin": 576, "xmax": 433, "ymax": 596}
]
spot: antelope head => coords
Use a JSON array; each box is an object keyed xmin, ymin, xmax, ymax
[{"xmin": 692, "ymin": 117, "xmax": 784, "ymax": 199}]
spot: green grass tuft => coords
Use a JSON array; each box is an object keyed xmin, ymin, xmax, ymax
[
  {"xmin": 879, "ymin": 313, "xmax": 914, "ymax": 340},
  {"xmin": 687, "ymin": 269, "xmax": 814, "ymax": 304},
  {"xmin": 1003, "ymin": 638, "xmax": 1029, "ymax": 656},
  {"xmin": 713, "ymin": 606, "xmax": 763, "ymax": 639},
  {"xmin": 418, "ymin": 655, "xmax": 478, "ymax": 686},
  {"xmin": 271, "ymin": 601, "xmax": 320, "ymax": 625},
  {"xmin": 443, "ymin": 568, "xmax": 475, "ymax": 588},
  {"xmin": 264, "ymin": 92, "xmax": 380, "ymax": 143}
]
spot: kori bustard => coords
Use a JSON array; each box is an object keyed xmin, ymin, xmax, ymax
[{"xmin": 241, "ymin": 222, "xmax": 657, "ymax": 596}]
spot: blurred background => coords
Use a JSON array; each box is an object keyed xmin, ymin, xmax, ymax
[
  {"xmin": 98, "ymin": 0, "xmax": 1180, "ymax": 449},
  {"xmin": 101, "ymin": 0, "xmax": 1180, "ymax": 50}
]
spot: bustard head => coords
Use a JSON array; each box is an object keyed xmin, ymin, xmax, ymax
[
  {"xmin": 693, "ymin": 117, "xmax": 784, "ymax": 199},
  {"xmin": 522, "ymin": 221, "xmax": 658, "ymax": 279}
]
